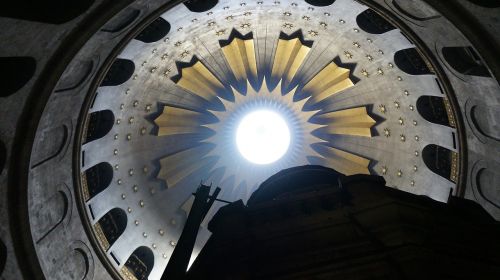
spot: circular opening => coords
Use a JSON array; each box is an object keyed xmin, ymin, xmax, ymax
[{"xmin": 236, "ymin": 110, "xmax": 290, "ymax": 165}]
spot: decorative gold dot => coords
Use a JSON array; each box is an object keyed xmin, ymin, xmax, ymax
[
  {"xmin": 114, "ymin": 134, "xmax": 119, "ymax": 140},
  {"xmin": 361, "ymin": 69, "xmax": 369, "ymax": 77},
  {"xmin": 113, "ymin": 149, "xmax": 118, "ymax": 155},
  {"xmin": 339, "ymin": 19, "xmax": 345, "ymax": 24},
  {"xmin": 126, "ymin": 89, "xmax": 130, "ymax": 94},
  {"xmin": 143, "ymin": 166, "xmax": 148, "ymax": 173},
  {"xmin": 134, "ymin": 220, "xmax": 139, "ymax": 225},
  {"xmin": 397, "ymin": 170, "xmax": 403, "ymax": 177},
  {"xmin": 415, "ymin": 135, "xmax": 420, "ymax": 141},
  {"xmin": 145, "ymin": 104, "xmax": 152, "ymax": 112},
  {"xmin": 159, "ymin": 229, "xmax": 165, "ymax": 236},
  {"xmin": 170, "ymin": 241, "xmax": 177, "ymax": 247},
  {"xmin": 410, "ymin": 180, "xmax": 415, "ymax": 186},
  {"xmin": 388, "ymin": 62, "xmax": 394, "ymax": 68},
  {"xmin": 120, "ymin": 104, "xmax": 124, "ymax": 110},
  {"xmin": 139, "ymin": 200, "xmax": 144, "ymax": 207},
  {"xmin": 320, "ymin": 22, "xmax": 328, "ymax": 28},
  {"xmin": 413, "ymin": 120, "xmax": 418, "ymax": 126},
  {"xmin": 394, "ymin": 101, "xmax": 400, "ymax": 109},
  {"xmin": 382, "ymin": 166, "xmax": 387, "ymax": 175},
  {"xmin": 161, "ymin": 54, "xmax": 168, "ymax": 60},
  {"xmin": 353, "ymin": 42, "xmax": 360, "ymax": 48},
  {"xmin": 127, "ymin": 207, "xmax": 132, "ymax": 213},
  {"xmin": 366, "ymin": 55, "xmax": 373, "ymax": 61},
  {"xmin": 126, "ymin": 134, "xmax": 131, "ymax": 141},
  {"xmin": 152, "ymin": 48, "xmax": 157, "ymax": 53},
  {"xmin": 129, "ymin": 117, "xmax": 134, "ymax": 124},
  {"xmin": 409, "ymin": 105, "xmax": 414, "ymax": 111},
  {"xmin": 378, "ymin": 49, "xmax": 384, "ymax": 54},
  {"xmin": 415, "ymin": 151, "xmax": 419, "ymax": 156},
  {"xmin": 302, "ymin": 16, "xmax": 311, "ymax": 21},
  {"xmin": 384, "ymin": 128, "xmax": 391, "ymax": 137},
  {"xmin": 225, "ymin": 15, "xmax": 234, "ymax": 21},
  {"xmin": 283, "ymin": 11, "xmax": 291, "ymax": 16},
  {"xmin": 367, "ymin": 38, "xmax": 373, "ymax": 43},
  {"xmin": 344, "ymin": 51, "xmax": 353, "ymax": 59},
  {"xmin": 132, "ymin": 74, "xmax": 138, "ymax": 80},
  {"xmin": 207, "ymin": 21, "xmax": 215, "ymax": 27},
  {"xmin": 115, "ymin": 164, "xmax": 119, "ymax": 170},
  {"xmin": 379, "ymin": 104, "xmax": 387, "ymax": 113},
  {"xmin": 163, "ymin": 253, "xmax": 167, "ymax": 259},
  {"xmin": 413, "ymin": 165, "xmax": 418, "ymax": 172},
  {"xmin": 377, "ymin": 68, "xmax": 384, "ymax": 75},
  {"xmin": 404, "ymin": 90, "xmax": 409, "ymax": 96},
  {"xmin": 133, "ymin": 185, "xmax": 138, "ymax": 192},
  {"xmin": 133, "ymin": 101, "xmax": 139, "ymax": 107},
  {"xmin": 170, "ymin": 219, "xmax": 177, "ymax": 225},
  {"xmin": 398, "ymin": 117, "xmax": 404, "ymax": 125},
  {"xmin": 117, "ymin": 179, "xmax": 122, "ymax": 185},
  {"xmin": 240, "ymin": 23, "xmax": 251, "ymax": 29},
  {"xmin": 308, "ymin": 30, "xmax": 319, "ymax": 36},
  {"xmin": 121, "ymin": 194, "xmax": 126, "ymax": 199},
  {"xmin": 400, "ymin": 134, "xmax": 406, "ymax": 142},
  {"xmin": 116, "ymin": 119, "xmax": 121, "ymax": 125},
  {"xmin": 324, "ymin": 12, "xmax": 331, "ymax": 16},
  {"xmin": 143, "ymin": 232, "xmax": 148, "ymax": 238},
  {"xmin": 282, "ymin": 23, "xmax": 294, "ymax": 29},
  {"xmin": 129, "ymin": 169, "xmax": 134, "ymax": 176},
  {"xmin": 152, "ymin": 244, "xmax": 157, "ymax": 249},
  {"xmin": 163, "ymin": 37, "xmax": 170, "ymax": 42},
  {"xmin": 141, "ymin": 61, "xmax": 147, "ymax": 66},
  {"xmin": 141, "ymin": 127, "xmax": 147, "ymax": 135},
  {"xmin": 397, "ymin": 76, "xmax": 403, "ymax": 81},
  {"xmin": 353, "ymin": 28, "xmax": 359, "ymax": 32},
  {"xmin": 215, "ymin": 29, "xmax": 226, "ymax": 36}
]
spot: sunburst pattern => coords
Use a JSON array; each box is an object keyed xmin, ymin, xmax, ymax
[{"xmin": 155, "ymin": 30, "xmax": 376, "ymax": 197}]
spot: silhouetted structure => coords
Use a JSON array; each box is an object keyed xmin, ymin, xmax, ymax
[{"xmin": 183, "ymin": 166, "xmax": 500, "ymax": 279}]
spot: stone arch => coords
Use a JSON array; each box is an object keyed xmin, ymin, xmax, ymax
[
  {"xmin": 96, "ymin": 208, "xmax": 127, "ymax": 250},
  {"xmin": 356, "ymin": 9, "xmax": 396, "ymax": 34},
  {"xmin": 124, "ymin": 246, "xmax": 155, "ymax": 280},
  {"xmin": 416, "ymin": 96, "xmax": 450, "ymax": 127},
  {"xmin": 101, "ymin": 59, "xmax": 135, "ymax": 87},
  {"xmin": 305, "ymin": 0, "xmax": 336, "ymax": 6},
  {"xmin": 85, "ymin": 110, "xmax": 114, "ymax": 143},
  {"xmin": 422, "ymin": 144, "xmax": 454, "ymax": 182},
  {"xmin": 442, "ymin": 47, "xmax": 490, "ymax": 77},
  {"xmin": 135, "ymin": 17, "xmax": 171, "ymax": 43},
  {"xmin": 83, "ymin": 162, "xmax": 113, "ymax": 200},
  {"xmin": 184, "ymin": 0, "xmax": 218, "ymax": 13}
]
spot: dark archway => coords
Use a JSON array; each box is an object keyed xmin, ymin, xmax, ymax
[
  {"xmin": 356, "ymin": 9, "xmax": 396, "ymax": 34},
  {"xmin": 97, "ymin": 208, "xmax": 127, "ymax": 250},
  {"xmin": 0, "ymin": 0, "xmax": 94, "ymax": 24},
  {"xmin": 84, "ymin": 162, "xmax": 113, "ymax": 200},
  {"xmin": 305, "ymin": 0, "xmax": 336, "ymax": 6},
  {"xmin": 135, "ymin": 17, "xmax": 171, "ymax": 43},
  {"xmin": 125, "ymin": 246, "xmax": 155, "ymax": 280},
  {"xmin": 395, "ymin": 48, "xmax": 432, "ymax": 75},
  {"xmin": 0, "ymin": 237, "xmax": 6, "ymax": 276},
  {"xmin": 422, "ymin": 144, "xmax": 454, "ymax": 181},
  {"xmin": 85, "ymin": 110, "xmax": 115, "ymax": 143},
  {"xmin": 0, "ymin": 57, "xmax": 36, "ymax": 97},
  {"xmin": 442, "ymin": 47, "xmax": 490, "ymax": 77},
  {"xmin": 184, "ymin": 0, "xmax": 218, "ymax": 13},
  {"xmin": 416, "ymin": 96, "xmax": 450, "ymax": 126},
  {"xmin": 101, "ymin": 59, "xmax": 135, "ymax": 87}
]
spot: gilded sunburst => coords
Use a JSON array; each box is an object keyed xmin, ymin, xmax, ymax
[{"xmin": 155, "ymin": 30, "xmax": 376, "ymax": 199}]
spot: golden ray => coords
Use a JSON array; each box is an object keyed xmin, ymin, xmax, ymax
[
  {"xmin": 271, "ymin": 37, "xmax": 311, "ymax": 85},
  {"xmin": 175, "ymin": 60, "xmax": 225, "ymax": 102},
  {"xmin": 158, "ymin": 145, "xmax": 213, "ymax": 188},
  {"xmin": 316, "ymin": 107, "xmax": 376, "ymax": 137},
  {"xmin": 303, "ymin": 61, "xmax": 354, "ymax": 104},
  {"xmin": 318, "ymin": 146, "xmax": 371, "ymax": 175},
  {"xmin": 221, "ymin": 36, "xmax": 258, "ymax": 83},
  {"xmin": 154, "ymin": 106, "xmax": 207, "ymax": 136}
]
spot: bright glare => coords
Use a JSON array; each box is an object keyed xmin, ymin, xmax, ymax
[{"xmin": 236, "ymin": 110, "xmax": 290, "ymax": 164}]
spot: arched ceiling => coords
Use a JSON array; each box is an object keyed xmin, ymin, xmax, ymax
[{"xmin": 79, "ymin": 0, "xmax": 464, "ymax": 278}]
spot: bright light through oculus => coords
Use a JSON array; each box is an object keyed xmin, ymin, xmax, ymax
[{"xmin": 236, "ymin": 110, "xmax": 290, "ymax": 165}]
